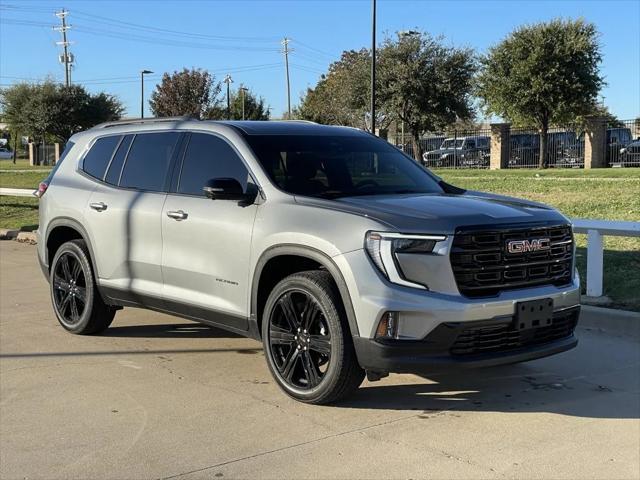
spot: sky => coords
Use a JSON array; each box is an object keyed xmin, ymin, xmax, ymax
[{"xmin": 1, "ymin": 0, "xmax": 639, "ymax": 119}]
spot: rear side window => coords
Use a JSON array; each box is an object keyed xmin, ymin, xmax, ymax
[
  {"xmin": 44, "ymin": 141, "xmax": 75, "ymax": 183},
  {"xmin": 82, "ymin": 135, "xmax": 121, "ymax": 180},
  {"xmin": 119, "ymin": 132, "xmax": 181, "ymax": 191},
  {"xmin": 178, "ymin": 133, "xmax": 249, "ymax": 196},
  {"xmin": 105, "ymin": 135, "xmax": 133, "ymax": 185}
]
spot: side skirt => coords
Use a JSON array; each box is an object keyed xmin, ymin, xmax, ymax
[{"xmin": 99, "ymin": 285, "xmax": 255, "ymax": 339}]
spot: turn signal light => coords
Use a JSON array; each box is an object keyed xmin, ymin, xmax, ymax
[{"xmin": 375, "ymin": 311, "xmax": 399, "ymax": 339}]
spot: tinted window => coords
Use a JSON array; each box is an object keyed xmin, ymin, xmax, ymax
[
  {"xmin": 178, "ymin": 133, "xmax": 249, "ymax": 196},
  {"xmin": 83, "ymin": 135, "xmax": 121, "ymax": 180},
  {"xmin": 119, "ymin": 132, "xmax": 180, "ymax": 191},
  {"xmin": 246, "ymin": 134, "xmax": 444, "ymax": 198},
  {"xmin": 105, "ymin": 135, "xmax": 133, "ymax": 185}
]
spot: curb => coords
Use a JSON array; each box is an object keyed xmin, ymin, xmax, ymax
[
  {"xmin": 0, "ymin": 229, "xmax": 37, "ymax": 244},
  {"xmin": 579, "ymin": 305, "xmax": 640, "ymax": 339}
]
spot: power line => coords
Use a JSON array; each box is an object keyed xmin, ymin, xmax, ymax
[{"xmin": 72, "ymin": 9, "xmax": 281, "ymax": 43}]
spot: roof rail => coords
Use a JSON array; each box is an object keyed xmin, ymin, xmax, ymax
[{"xmin": 93, "ymin": 116, "xmax": 197, "ymax": 129}]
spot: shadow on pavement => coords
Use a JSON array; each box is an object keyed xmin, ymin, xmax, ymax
[
  {"xmin": 101, "ymin": 323, "xmax": 244, "ymax": 339},
  {"xmin": 338, "ymin": 361, "xmax": 640, "ymax": 419}
]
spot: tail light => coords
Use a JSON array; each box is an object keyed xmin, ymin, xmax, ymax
[{"xmin": 35, "ymin": 181, "xmax": 48, "ymax": 198}]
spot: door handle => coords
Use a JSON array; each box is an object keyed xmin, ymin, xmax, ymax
[
  {"xmin": 89, "ymin": 202, "xmax": 108, "ymax": 212},
  {"xmin": 166, "ymin": 210, "xmax": 188, "ymax": 221}
]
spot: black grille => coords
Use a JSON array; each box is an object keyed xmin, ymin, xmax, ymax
[
  {"xmin": 451, "ymin": 224, "xmax": 573, "ymax": 298},
  {"xmin": 450, "ymin": 308, "xmax": 579, "ymax": 356}
]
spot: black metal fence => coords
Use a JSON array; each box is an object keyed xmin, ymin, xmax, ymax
[
  {"xmin": 509, "ymin": 125, "xmax": 584, "ymax": 169},
  {"xmin": 35, "ymin": 143, "xmax": 57, "ymax": 165},
  {"xmin": 392, "ymin": 118, "xmax": 640, "ymax": 169},
  {"xmin": 606, "ymin": 119, "xmax": 640, "ymax": 167}
]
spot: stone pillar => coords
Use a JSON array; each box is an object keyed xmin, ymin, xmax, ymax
[
  {"xmin": 54, "ymin": 143, "xmax": 61, "ymax": 164},
  {"xmin": 584, "ymin": 116, "xmax": 607, "ymax": 169},
  {"xmin": 490, "ymin": 123, "xmax": 510, "ymax": 170},
  {"xmin": 28, "ymin": 143, "xmax": 38, "ymax": 166}
]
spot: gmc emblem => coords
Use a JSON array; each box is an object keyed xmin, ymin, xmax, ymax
[{"xmin": 507, "ymin": 238, "xmax": 551, "ymax": 254}]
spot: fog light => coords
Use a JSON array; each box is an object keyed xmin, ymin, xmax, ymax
[{"xmin": 375, "ymin": 311, "xmax": 399, "ymax": 339}]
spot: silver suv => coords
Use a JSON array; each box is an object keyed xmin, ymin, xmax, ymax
[{"xmin": 37, "ymin": 119, "xmax": 580, "ymax": 404}]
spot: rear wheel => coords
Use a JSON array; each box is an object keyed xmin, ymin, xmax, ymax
[
  {"xmin": 50, "ymin": 239, "xmax": 115, "ymax": 335},
  {"xmin": 262, "ymin": 271, "xmax": 364, "ymax": 404}
]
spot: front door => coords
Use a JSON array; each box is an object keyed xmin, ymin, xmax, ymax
[{"xmin": 161, "ymin": 132, "xmax": 259, "ymax": 331}]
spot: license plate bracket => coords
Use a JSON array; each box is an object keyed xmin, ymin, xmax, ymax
[{"xmin": 514, "ymin": 298, "xmax": 553, "ymax": 331}]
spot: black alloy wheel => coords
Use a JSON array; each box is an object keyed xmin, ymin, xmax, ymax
[
  {"xmin": 261, "ymin": 271, "xmax": 364, "ymax": 404},
  {"xmin": 49, "ymin": 239, "xmax": 115, "ymax": 334},
  {"xmin": 52, "ymin": 251, "xmax": 87, "ymax": 325},
  {"xmin": 268, "ymin": 289, "xmax": 332, "ymax": 390}
]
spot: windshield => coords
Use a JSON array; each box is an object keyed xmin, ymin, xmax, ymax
[
  {"xmin": 245, "ymin": 134, "xmax": 444, "ymax": 198},
  {"xmin": 440, "ymin": 139, "xmax": 463, "ymax": 149}
]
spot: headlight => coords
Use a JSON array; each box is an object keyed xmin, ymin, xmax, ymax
[{"xmin": 365, "ymin": 231, "xmax": 447, "ymax": 289}]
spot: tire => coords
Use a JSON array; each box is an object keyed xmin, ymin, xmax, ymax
[
  {"xmin": 49, "ymin": 239, "xmax": 115, "ymax": 335},
  {"xmin": 261, "ymin": 270, "xmax": 364, "ymax": 404}
]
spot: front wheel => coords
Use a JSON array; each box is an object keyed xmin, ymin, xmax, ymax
[
  {"xmin": 49, "ymin": 239, "xmax": 115, "ymax": 335},
  {"xmin": 262, "ymin": 271, "xmax": 364, "ymax": 404}
]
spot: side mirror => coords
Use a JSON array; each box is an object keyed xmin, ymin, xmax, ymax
[{"xmin": 203, "ymin": 178, "xmax": 247, "ymax": 201}]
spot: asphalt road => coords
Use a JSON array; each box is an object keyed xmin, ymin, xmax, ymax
[{"xmin": 1, "ymin": 241, "xmax": 639, "ymax": 480}]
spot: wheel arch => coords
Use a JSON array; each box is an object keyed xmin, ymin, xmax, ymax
[
  {"xmin": 45, "ymin": 217, "xmax": 99, "ymax": 278},
  {"xmin": 251, "ymin": 245, "xmax": 360, "ymax": 341}
]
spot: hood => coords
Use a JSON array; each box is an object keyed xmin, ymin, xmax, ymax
[
  {"xmin": 425, "ymin": 148, "xmax": 457, "ymax": 157},
  {"xmin": 295, "ymin": 191, "xmax": 568, "ymax": 234}
]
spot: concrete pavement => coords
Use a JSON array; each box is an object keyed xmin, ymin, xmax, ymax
[{"xmin": 1, "ymin": 241, "xmax": 639, "ymax": 479}]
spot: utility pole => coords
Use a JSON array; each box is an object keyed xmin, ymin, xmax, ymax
[
  {"xmin": 370, "ymin": 0, "xmax": 377, "ymax": 135},
  {"xmin": 240, "ymin": 85, "xmax": 249, "ymax": 120},
  {"xmin": 281, "ymin": 37, "xmax": 292, "ymax": 119},
  {"xmin": 224, "ymin": 74, "xmax": 233, "ymax": 120},
  {"xmin": 140, "ymin": 70, "xmax": 153, "ymax": 118},
  {"xmin": 54, "ymin": 9, "xmax": 73, "ymax": 87}
]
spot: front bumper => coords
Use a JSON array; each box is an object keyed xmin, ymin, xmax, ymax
[{"xmin": 353, "ymin": 306, "xmax": 580, "ymax": 374}]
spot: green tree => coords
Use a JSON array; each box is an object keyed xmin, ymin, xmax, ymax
[
  {"xmin": 476, "ymin": 18, "xmax": 604, "ymax": 168},
  {"xmin": 296, "ymin": 49, "xmax": 373, "ymax": 129},
  {"xmin": 0, "ymin": 81, "xmax": 123, "ymax": 144},
  {"xmin": 378, "ymin": 32, "xmax": 477, "ymax": 160},
  {"xmin": 209, "ymin": 87, "xmax": 270, "ymax": 120},
  {"xmin": 149, "ymin": 68, "xmax": 222, "ymax": 119}
]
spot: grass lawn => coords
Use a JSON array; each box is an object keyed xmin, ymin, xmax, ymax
[
  {"xmin": 0, "ymin": 197, "xmax": 39, "ymax": 231},
  {"xmin": 0, "ymin": 166, "xmax": 638, "ymax": 310},
  {"xmin": 435, "ymin": 168, "xmax": 640, "ymax": 311},
  {"xmin": 0, "ymin": 159, "xmax": 53, "ymax": 170}
]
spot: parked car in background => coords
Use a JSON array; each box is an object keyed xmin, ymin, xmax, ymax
[
  {"xmin": 618, "ymin": 139, "xmax": 640, "ymax": 166},
  {"xmin": 422, "ymin": 136, "xmax": 490, "ymax": 168},
  {"xmin": 37, "ymin": 119, "xmax": 580, "ymax": 404},
  {"xmin": 0, "ymin": 147, "xmax": 13, "ymax": 160},
  {"xmin": 607, "ymin": 127, "xmax": 633, "ymax": 166}
]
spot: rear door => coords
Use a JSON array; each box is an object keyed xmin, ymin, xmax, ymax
[
  {"xmin": 161, "ymin": 132, "xmax": 259, "ymax": 331},
  {"xmin": 85, "ymin": 131, "xmax": 182, "ymax": 305}
]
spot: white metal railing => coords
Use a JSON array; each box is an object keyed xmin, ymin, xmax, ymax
[
  {"xmin": 572, "ymin": 219, "xmax": 640, "ymax": 298},
  {"xmin": 0, "ymin": 188, "xmax": 35, "ymax": 197}
]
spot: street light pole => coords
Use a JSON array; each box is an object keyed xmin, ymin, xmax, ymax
[
  {"xmin": 224, "ymin": 74, "xmax": 233, "ymax": 120},
  {"xmin": 140, "ymin": 69, "xmax": 153, "ymax": 118},
  {"xmin": 370, "ymin": 0, "xmax": 377, "ymax": 135}
]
